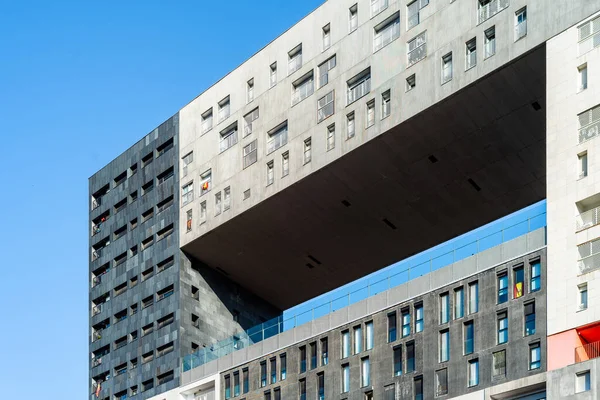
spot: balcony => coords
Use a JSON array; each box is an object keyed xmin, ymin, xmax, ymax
[
  {"xmin": 576, "ymin": 205, "xmax": 600, "ymax": 231},
  {"xmin": 478, "ymin": 0, "xmax": 509, "ymax": 24},
  {"xmin": 575, "ymin": 340, "xmax": 600, "ymax": 363},
  {"xmin": 578, "ymin": 253, "xmax": 600, "ymax": 275}
]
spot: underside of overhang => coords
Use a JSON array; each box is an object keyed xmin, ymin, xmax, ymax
[{"xmin": 183, "ymin": 45, "xmax": 547, "ymax": 310}]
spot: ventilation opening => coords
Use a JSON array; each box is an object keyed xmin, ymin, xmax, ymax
[
  {"xmin": 468, "ymin": 178, "xmax": 481, "ymax": 191},
  {"xmin": 428, "ymin": 155, "xmax": 439, "ymax": 163},
  {"xmin": 307, "ymin": 255, "xmax": 322, "ymax": 265},
  {"xmin": 382, "ymin": 218, "xmax": 397, "ymax": 230},
  {"xmin": 531, "ymin": 101, "xmax": 541, "ymax": 111},
  {"xmin": 341, "ymin": 199, "xmax": 352, "ymax": 207}
]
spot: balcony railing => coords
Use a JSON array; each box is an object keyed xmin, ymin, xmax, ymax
[
  {"xmin": 575, "ymin": 340, "xmax": 600, "ymax": 363},
  {"xmin": 347, "ymin": 78, "xmax": 370, "ymax": 104},
  {"xmin": 576, "ymin": 206, "xmax": 600, "ymax": 231},
  {"xmin": 578, "ymin": 253, "xmax": 600, "ymax": 275},
  {"xmin": 579, "ymin": 120, "xmax": 600, "ymax": 144},
  {"xmin": 478, "ymin": 0, "xmax": 509, "ymax": 24}
]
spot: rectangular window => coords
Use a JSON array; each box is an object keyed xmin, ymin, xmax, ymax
[
  {"xmin": 347, "ymin": 112, "xmax": 356, "ymax": 139},
  {"xmin": 371, "ymin": 0, "xmax": 388, "ymax": 16},
  {"xmin": 215, "ymin": 192, "xmax": 222, "ymax": 216},
  {"xmin": 579, "ymin": 152, "xmax": 588, "ymax": 179},
  {"xmin": 469, "ymin": 282, "xmax": 479, "ymax": 314},
  {"xmin": 388, "ymin": 312, "xmax": 397, "ymax": 342},
  {"xmin": 579, "ymin": 283, "xmax": 588, "ymax": 310},
  {"xmin": 347, "ymin": 68, "xmax": 371, "ymax": 104},
  {"xmin": 292, "ymin": 71, "xmax": 314, "ymax": 105},
  {"xmin": 201, "ymin": 108, "xmax": 213, "ymax": 134},
  {"xmin": 466, "ymin": 38, "xmax": 476, "ymax": 69},
  {"xmin": 407, "ymin": 31, "xmax": 427, "ymax": 66},
  {"xmin": 525, "ymin": 302, "xmax": 536, "ymax": 336},
  {"xmin": 513, "ymin": 266, "xmax": 524, "ymax": 298},
  {"xmin": 244, "ymin": 107, "xmax": 259, "ymax": 137},
  {"xmin": 233, "ymin": 373, "xmax": 240, "ymax": 398},
  {"xmin": 200, "ymin": 169, "xmax": 211, "ymax": 195},
  {"xmin": 326, "ymin": 124, "xmax": 335, "ymax": 151},
  {"xmin": 415, "ymin": 304, "xmax": 424, "ymax": 332},
  {"xmin": 243, "ymin": 368, "xmax": 249, "ymax": 393},
  {"xmin": 318, "ymin": 55, "xmax": 336, "ymax": 88},
  {"xmin": 366, "ymin": 100, "xmax": 375, "ymax": 127},
  {"xmin": 579, "ymin": 64, "xmax": 588, "ymax": 92},
  {"xmin": 243, "ymin": 140, "xmax": 258, "ymax": 169},
  {"xmin": 267, "ymin": 122, "xmax": 288, "ymax": 154},
  {"xmin": 260, "ymin": 361, "xmax": 267, "ymax": 387},
  {"xmin": 381, "ymin": 90, "xmax": 391, "ymax": 119},
  {"xmin": 484, "ymin": 26, "xmax": 496, "ymax": 59},
  {"xmin": 384, "ymin": 384, "xmax": 395, "ymax": 400},
  {"xmin": 435, "ymin": 368, "xmax": 448, "ymax": 396},
  {"xmin": 578, "ymin": 105, "xmax": 600, "ymax": 143},
  {"xmin": 280, "ymin": 353, "xmax": 287, "ymax": 380},
  {"xmin": 318, "ymin": 91, "xmax": 335, "ymax": 123},
  {"xmin": 270, "ymin": 357, "xmax": 277, "ymax": 384},
  {"xmin": 374, "ymin": 13, "xmax": 400, "ymax": 52},
  {"xmin": 317, "ymin": 372, "xmax": 325, "ymax": 400},
  {"xmin": 299, "ymin": 379, "xmax": 306, "ymax": 400},
  {"xmin": 310, "ymin": 342, "xmax": 317, "ymax": 370},
  {"xmin": 455, "ymin": 287, "xmax": 464, "ymax": 319},
  {"xmin": 182, "ymin": 152, "xmax": 193, "ymax": 178},
  {"xmin": 497, "ymin": 311, "xmax": 508, "ymax": 344},
  {"xmin": 219, "ymin": 123, "xmax": 238, "ymax": 153},
  {"xmin": 402, "ymin": 309, "xmax": 411, "ymax": 337},
  {"xmin": 393, "ymin": 346, "xmax": 402, "ymax": 376},
  {"xmin": 342, "ymin": 330, "xmax": 350, "ymax": 358},
  {"xmin": 515, "ymin": 8, "xmax": 527, "ymax": 40},
  {"xmin": 440, "ymin": 293, "xmax": 450, "ymax": 324},
  {"xmin": 264, "ymin": 391, "xmax": 271, "ymax": 400},
  {"xmin": 288, "ymin": 44, "xmax": 302, "ymax": 75},
  {"xmin": 498, "ymin": 273, "xmax": 508, "ymax": 303},
  {"xmin": 247, "ymin": 78, "xmax": 254, "ymax": 103},
  {"xmin": 468, "ymin": 359, "xmax": 479, "ymax": 387},
  {"xmin": 303, "ymin": 138, "xmax": 312, "ymax": 164},
  {"xmin": 366, "ymin": 321, "xmax": 374, "ymax": 350},
  {"xmin": 414, "ymin": 376, "xmax": 423, "ymax": 400},
  {"xmin": 406, "ymin": 341, "xmax": 415, "ymax": 372},
  {"xmin": 200, "ymin": 201, "xmax": 207, "ymax": 224},
  {"xmin": 218, "ymin": 96, "xmax": 231, "ymax": 122},
  {"xmin": 270, "ymin": 62, "xmax": 277, "ymax": 88},
  {"xmin": 354, "ymin": 325, "xmax": 363, "ymax": 354},
  {"xmin": 529, "ymin": 342, "xmax": 541, "ymax": 370},
  {"xmin": 223, "ymin": 186, "xmax": 231, "ymax": 211},
  {"xmin": 322, "ymin": 24, "xmax": 331, "ymax": 51},
  {"xmin": 464, "ymin": 321, "xmax": 474, "ymax": 355},
  {"xmin": 282, "ymin": 152, "xmax": 289, "ymax": 177},
  {"xmin": 299, "ymin": 345, "xmax": 307, "ymax": 373},
  {"xmin": 441, "ymin": 53, "xmax": 452, "ymax": 84},
  {"xmin": 321, "ymin": 337, "xmax": 328, "ymax": 366},
  {"xmin": 349, "ymin": 4, "xmax": 358, "ymax": 33},
  {"xmin": 342, "ymin": 364, "xmax": 350, "ymax": 393},
  {"xmin": 407, "ymin": 0, "xmax": 428, "ymax": 30},
  {"xmin": 439, "ymin": 330, "xmax": 449, "ymax": 362},
  {"xmin": 492, "ymin": 350, "xmax": 506, "ymax": 377},
  {"xmin": 406, "ymin": 74, "xmax": 416, "ymax": 91},
  {"xmin": 361, "ymin": 357, "xmax": 370, "ymax": 387},
  {"xmin": 576, "ymin": 370, "xmax": 591, "ymax": 393},
  {"xmin": 267, "ymin": 161, "xmax": 274, "ymax": 186}
]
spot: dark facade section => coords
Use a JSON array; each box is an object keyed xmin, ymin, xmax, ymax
[{"xmin": 219, "ymin": 249, "xmax": 547, "ymax": 400}]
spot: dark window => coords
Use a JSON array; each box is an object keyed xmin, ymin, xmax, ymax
[
  {"xmin": 414, "ymin": 376, "xmax": 423, "ymax": 400},
  {"xmin": 321, "ymin": 337, "xmax": 328, "ymax": 366},
  {"xmin": 406, "ymin": 341, "xmax": 415, "ymax": 372},
  {"xmin": 393, "ymin": 346, "xmax": 402, "ymax": 376},
  {"xmin": 388, "ymin": 312, "xmax": 397, "ymax": 342},
  {"xmin": 310, "ymin": 342, "xmax": 317, "ymax": 370},
  {"xmin": 317, "ymin": 373, "xmax": 324, "ymax": 400},
  {"xmin": 464, "ymin": 321, "xmax": 474, "ymax": 354},
  {"xmin": 243, "ymin": 368, "xmax": 249, "ymax": 393},
  {"xmin": 270, "ymin": 357, "xmax": 277, "ymax": 384},
  {"xmin": 280, "ymin": 354, "xmax": 287, "ymax": 380},
  {"xmin": 260, "ymin": 361, "xmax": 267, "ymax": 387},
  {"xmin": 299, "ymin": 346, "xmax": 307, "ymax": 373},
  {"xmin": 299, "ymin": 379, "xmax": 306, "ymax": 400},
  {"xmin": 225, "ymin": 375, "xmax": 231, "ymax": 399},
  {"xmin": 513, "ymin": 267, "xmax": 524, "ymax": 298},
  {"xmin": 498, "ymin": 273, "xmax": 508, "ymax": 303},
  {"xmin": 525, "ymin": 302, "xmax": 536, "ymax": 336}
]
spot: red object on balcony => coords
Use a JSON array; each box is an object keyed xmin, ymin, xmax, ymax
[{"xmin": 202, "ymin": 181, "xmax": 209, "ymax": 190}]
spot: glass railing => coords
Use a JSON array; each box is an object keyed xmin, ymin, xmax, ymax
[{"xmin": 182, "ymin": 201, "xmax": 546, "ymax": 372}]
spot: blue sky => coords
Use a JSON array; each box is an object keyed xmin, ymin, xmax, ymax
[{"xmin": 0, "ymin": 1, "xmax": 323, "ymax": 397}]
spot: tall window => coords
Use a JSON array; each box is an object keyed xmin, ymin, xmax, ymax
[
  {"xmin": 454, "ymin": 287, "xmax": 464, "ymax": 319},
  {"xmin": 267, "ymin": 161, "xmax": 274, "ymax": 186},
  {"xmin": 270, "ymin": 62, "xmax": 277, "ymax": 88},
  {"xmin": 468, "ymin": 359, "xmax": 479, "ymax": 387},
  {"xmin": 317, "ymin": 373, "xmax": 325, "ymax": 400},
  {"xmin": 299, "ymin": 346, "xmax": 307, "ymax": 373},
  {"xmin": 215, "ymin": 192, "xmax": 222, "ymax": 216},
  {"xmin": 361, "ymin": 357, "xmax": 370, "ymax": 387},
  {"xmin": 243, "ymin": 108, "xmax": 259, "ymax": 137},
  {"xmin": 267, "ymin": 122, "xmax": 288, "ymax": 155},
  {"xmin": 218, "ymin": 96, "xmax": 230, "ymax": 122},
  {"xmin": 530, "ymin": 261, "xmax": 541, "ymax": 292},
  {"xmin": 414, "ymin": 376, "xmax": 423, "ymax": 400},
  {"xmin": 407, "ymin": 0, "xmax": 428, "ymax": 30},
  {"xmin": 407, "ymin": 31, "xmax": 427, "ymax": 66},
  {"xmin": 381, "ymin": 90, "xmax": 391, "ymax": 119},
  {"xmin": 366, "ymin": 321, "xmax": 374, "ymax": 350},
  {"xmin": 233, "ymin": 371, "xmax": 240, "ymax": 396},
  {"xmin": 524, "ymin": 302, "xmax": 536, "ymax": 336},
  {"xmin": 579, "ymin": 64, "xmax": 588, "ymax": 92},
  {"xmin": 497, "ymin": 311, "xmax": 508, "ymax": 344},
  {"xmin": 371, "ymin": 0, "xmax": 388, "ymax": 16},
  {"xmin": 303, "ymin": 138, "xmax": 312, "ymax": 164},
  {"xmin": 349, "ymin": 4, "xmax": 358, "ymax": 33},
  {"xmin": 318, "ymin": 55, "xmax": 337, "ymax": 88},
  {"xmin": 182, "ymin": 152, "xmax": 193, "ymax": 177},
  {"xmin": 515, "ymin": 8, "xmax": 527, "ymax": 40},
  {"xmin": 529, "ymin": 342, "xmax": 541, "ymax": 370},
  {"xmin": 435, "ymin": 369, "xmax": 448, "ymax": 396},
  {"xmin": 310, "ymin": 342, "xmax": 317, "ymax": 370},
  {"xmin": 439, "ymin": 330, "xmax": 449, "ymax": 362},
  {"xmin": 201, "ymin": 108, "xmax": 213, "ymax": 134},
  {"xmin": 393, "ymin": 346, "xmax": 402, "ymax": 376},
  {"xmin": 342, "ymin": 364, "xmax": 350, "ymax": 393},
  {"xmin": 200, "ymin": 201, "xmax": 207, "ymax": 223},
  {"xmin": 318, "ymin": 91, "xmax": 335, "ymax": 123},
  {"xmin": 322, "ymin": 24, "xmax": 331, "ymax": 51},
  {"xmin": 260, "ymin": 361, "xmax": 267, "ymax": 387},
  {"xmin": 243, "ymin": 368, "xmax": 249, "ymax": 393},
  {"xmin": 247, "ymin": 78, "xmax": 254, "ymax": 103},
  {"xmin": 219, "ymin": 123, "xmax": 238, "ymax": 153},
  {"xmin": 469, "ymin": 282, "xmax": 479, "ymax": 314},
  {"xmin": 299, "ymin": 379, "xmax": 306, "ymax": 400},
  {"xmin": 182, "ymin": 182, "xmax": 194, "ymax": 205},
  {"xmin": 440, "ymin": 293, "xmax": 450, "ymax": 324},
  {"xmin": 415, "ymin": 304, "xmax": 424, "ymax": 332},
  {"xmin": 321, "ymin": 337, "xmax": 328, "ymax": 366},
  {"xmin": 492, "ymin": 350, "xmax": 506, "ymax": 377},
  {"xmin": 464, "ymin": 321, "xmax": 474, "ymax": 355},
  {"xmin": 579, "ymin": 283, "xmax": 588, "ymax": 310},
  {"xmin": 270, "ymin": 358, "xmax": 277, "ymax": 384},
  {"xmin": 402, "ymin": 309, "xmax": 411, "ymax": 337},
  {"xmin": 288, "ymin": 44, "xmax": 302, "ymax": 75},
  {"xmin": 354, "ymin": 325, "xmax": 363, "ymax": 354},
  {"xmin": 366, "ymin": 100, "xmax": 375, "ymax": 127},
  {"xmin": 282, "ymin": 152, "xmax": 289, "ymax": 177},
  {"xmin": 579, "ymin": 152, "xmax": 588, "ymax": 179},
  {"xmin": 200, "ymin": 169, "xmax": 211, "ymax": 195},
  {"xmin": 347, "ymin": 112, "xmax": 356, "ymax": 139},
  {"xmin": 388, "ymin": 312, "xmax": 397, "ymax": 342},
  {"xmin": 441, "ymin": 53, "xmax": 452, "ymax": 84},
  {"xmin": 243, "ymin": 140, "xmax": 258, "ymax": 169},
  {"xmin": 280, "ymin": 353, "xmax": 287, "ymax": 380},
  {"xmin": 466, "ymin": 38, "xmax": 476, "ymax": 69},
  {"xmin": 225, "ymin": 375, "xmax": 231, "ymax": 399},
  {"xmin": 223, "ymin": 187, "xmax": 231, "ymax": 211},
  {"xmin": 292, "ymin": 72, "xmax": 314, "ymax": 105},
  {"xmin": 513, "ymin": 267, "xmax": 524, "ymax": 298},
  {"xmin": 406, "ymin": 341, "xmax": 415, "ymax": 372},
  {"xmin": 498, "ymin": 273, "xmax": 508, "ymax": 303},
  {"xmin": 342, "ymin": 330, "xmax": 350, "ymax": 358},
  {"xmin": 576, "ymin": 371, "xmax": 591, "ymax": 393},
  {"xmin": 373, "ymin": 13, "xmax": 400, "ymax": 52},
  {"xmin": 484, "ymin": 26, "xmax": 496, "ymax": 58}
]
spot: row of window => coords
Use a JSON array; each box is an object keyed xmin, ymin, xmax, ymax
[
  {"xmin": 224, "ymin": 354, "xmax": 287, "ymax": 399},
  {"xmin": 388, "ymin": 303, "xmax": 424, "ymax": 342},
  {"xmin": 92, "ymin": 369, "xmax": 174, "ymax": 398}
]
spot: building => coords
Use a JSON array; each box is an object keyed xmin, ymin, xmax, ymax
[{"xmin": 88, "ymin": 0, "xmax": 600, "ymax": 399}]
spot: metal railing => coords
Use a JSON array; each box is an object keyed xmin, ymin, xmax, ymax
[
  {"xmin": 576, "ymin": 205, "xmax": 600, "ymax": 231},
  {"xmin": 478, "ymin": 0, "xmax": 509, "ymax": 24},
  {"xmin": 575, "ymin": 340, "xmax": 600, "ymax": 363},
  {"xmin": 515, "ymin": 21, "xmax": 527, "ymax": 40},
  {"xmin": 347, "ymin": 78, "xmax": 370, "ymax": 104},
  {"xmin": 182, "ymin": 209, "xmax": 546, "ymax": 372},
  {"xmin": 579, "ymin": 120, "xmax": 600, "ymax": 144},
  {"xmin": 578, "ymin": 253, "xmax": 600, "ymax": 275}
]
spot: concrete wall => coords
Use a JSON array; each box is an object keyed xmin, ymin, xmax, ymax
[{"xmin": 547, "ymin": 358, "xmax": 600, "ymax": 399}]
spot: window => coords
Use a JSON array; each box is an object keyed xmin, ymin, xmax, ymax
[
  {"xmin": 243, "ymin": 108, "xmax": 259, "ymax": 137},
  {"xmin": 292, "ymin": 71, "xmax": 314, "ymax": 105},
  {"xmin": 317, "ymin": 373, "xmax": 325, "ymax": 400},
  {"xmin": 349, "ymin": 4, "xmax": 358, "ymax": 33},
  {"xmin": 267, "ymin": 161, "xmax": 274, "ymax": 186},
  {"xmin": 525, "ymin": 302, "xmax": 536, "ymax": 336},
  {"xmin": 515, "ymin": 8, "xmax": 527, "ymax": 40},
  {"xmin": 366, "ymin": 100, "xmax": 375, "ymax": 127},
  {"xmin": 114, "ymin": 171, "xmax": 126, "ymax": 188},
  {"xmin": 219, "ymin": 123, "xmax": 238, "ymax": 153},
  {"xmin": 142, "ymin": 152, "xmax": 153, "ymax": 168},
  {"xmin": 201, "ymin": 108, "xmax": 213, "ymax": 134},
  {"xmin": 402, "ymin": 309, "xmax": 411, "ymax": 337},
  {"xmin": 182, "ymin": 182, "xmax": 194, "ymax": 205},
  {"xmin": 371, "ymin": 0, "xmax": 388, "ymax": 16},
  {"xmin": 464, "ymin": 321, "xmax": 474, "ymax": 355},
  {"xmin": 270, "ymin": 62, "xmax": 277, "ymax": 87},
  {"xmin": 142, "ymin": 350, "xmax": 153, "ymax": 364},
  {"xmin": 435, "ymin": 369, "xmax": 448, "ymax": 396},
  {"xmin": 576, "ymin": 370, "xmax": 591, "ymax": 393},
  {"xmin": 381, "ymin": 90, "xmax": 391, "ymax": 119},
  {"xmin": 267, "ymin": 122, "xmax": 288, "ymax": 154},
  {"xmin": 492, "ymin": 350, "xmax": 506, "ymax": 377},
  {"xmin": 215, "ymin": 192, "xmax": 222, "ymax": 216},
  {"xmin": 222, "ymin": 186, "xmax": 230, "ymax": 211},
  {"xmin": 342, "ymin": 330, "xmax": 351, "ymax": 358},
  {"xmin": 498, "ymin": 273, "xmax": 508, "ymax": 303},
  {"xmin": 406, "ymin": 341, "xmax": 415, "ymax": 372},
  {"xmin": 321, "ymin": 337, "xmax": 328, "ymax": 365},
  {"xmin": 440, "ymin": 293, "xmax": 450, "ymax": 324},
  {"xmin": 361, "ymin": 357, "xmax": 370, "ymax": 387},
  {"xmin": 513, "ymin": 266, "xmax": 524, "ymax": 298},
  {"xmin": 484, "ymin": 26, "xmax": 496, "ymax": 58},
  {"xmin": 414, "ymin": 376, "xmax": 423, "ymax": 400},
  {"xmin": 393, "ymin": 346, "xmax": 402, "ymax": 376},
  {"xmin": 342, "ymin": 364, "xmax": 350, "ymax": 393},
  {"xmin": 200, "ymin": 169, "xmax": 211, "ymax": 195},
  {"xmin": 406, "ymin": 74, "xmax": 416, "ymax": 91},
  {"xmin": 317, "ymin": 55, "xmax": 336, "ymax": 89},
  {"xmin": 243, "ymin": 368, "xmax": 249, "ymax": 393},
  {"xmin": 407, "ymin": 31, "xmax": 427, "ymax": 66},
  {"xmin": 497, "ymin": 311, "xmax": 508, "ymax": 344},
  {"xmin": 310, "ymin": 342, "xmax": 317, "ymax": 370},
  {"xmin": 466, "ymin": 38, "xmax": 476, "ymax": 69},
  {"xmin": 288, "ymin": 44, "xmax": 302, "ymax": 75},
  {"xmin": 218, "ymin": 96, "xmax": 230, "ymax": 122},
  {"xmin": 282, "ymin": 152, "xmax": 289, "ymax": 177},
  {"xmin": 142, "ymin": 379, "xmax": 153, "ymax": 392},
  {"xmin": 157, "ymin": 313, "xmax": 174, "ymax": 330},
  {"xmin": 374, "ymin": 13, "xmax": 400, "ymax": 52},
  {"xmin": 366, "ymin": 321, "xmax": 374, "ymax": 350},
  {"xmin": 326, "ymin": 124, "xmax": 335, "ymax": 151},
  {"xmin": 200, "ymin": 201, "xmax": 207, "ymax": 224},
  {"xmin": 299, "ymin": 379, "xmax": 306, "ymax": 400},
  {"xmin": 455, "ymin": 287, "xmax": 464, "ymax": 319},
  {"xmin": 439, "ymin": 330, "xmax": 449, "ymax": 362},
  {"xmin": 243, "ymin": 140, "xmax": 258, "ymax": 169},
  {"xmin": 322, "ymin": 24, "xmax": 331, "ymax": 51},
  {"xmin": 156, "ymin": 341, "xmax": 174, "ymax": 357},
  {"xmin": 233, "ymin": 372, "xmax": 240, "ymax": 397},
  {"xmin": 441, "ymin": 53, "xmax": 452, "ymax": 84},
  {"xmin": 247, "ymin": 78, "xmax": 254, "ymax": 103},
  {"xmin": 347, "ymin": 68, "xmax": 371, "ymax": 104},
  {"xmin": 407, "ymin": 0, "xmax": 428, "ymax": 30},
  {"xmin": 303, "ymin": 138, "xmax": 312, "ymax": 164},
  {"xmin": 280, "ymin": 353, "xmax": 287, "ymax": 380},
  {"xmin": 318, "ymin": 91, "xmax": 335, "ymax": 123},
  {"xmin": 260, "ymin": 361, "xmax": 267, "ymax": 387},
  {"xmin": 243, "ymin": 189, "xmax": 250, "ymax": 200},
  {"xmin": 415, "ymin": 304, "xmax": 423, "ymax": 332},
  {"xmin": 141, "ymin": 236, "xmax": 153, "ymax": 250},
  {"xmin": 384, "ymin": 384, "xmax": 395, "ymax": 400},
  {"xmin": 299, "ymin": 345, "xmax": 307, "ymax": 373},
  {"xmin": 468, "ymin": 359, "xmax": 479, "ymax": 387},
  {"xmin": 270, "ymin": 357, "xmax": 277, "ymax": 384},
  {"xmin": 469, "ymin": 282, "xmax": 479, "ymax": 314},
  {"xmin": 579, "ymin": 152, "xmax": 588, "ymax": 179},
  {"xmin": 347, "ymin": 112, "xmax": 356, "ymax": 139},
  {"xmin": 578, "ymin": 105, "xmax": 600, "ymax": 143},
  {"xmin": 529, "ymin": 342, "xmax": 541, "ymax": 369},
  {"xmin": 579, "ymin": 283, "xmax": 588, "ymax": 310},
  {"xmin": 579, "ymin": 64, "xmax": 589, "ymax": 92},
  {"xmin": 388, "ymin": 312, "xmax": 397, "ymax": 342},
  {"xmin": 157, "ymin": 284, "xmax": 174, "ymax": 301},
  {"xmin": 354, "ymin": 325, "xmax": 363, "ymax": 354}
]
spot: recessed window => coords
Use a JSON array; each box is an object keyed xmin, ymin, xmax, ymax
[
  {"xmin": 223, "ymin": 186, "xmax": 231, "ymax": 211},
  {"xmin": 141, "ymin": 235, "xmax": 154, "ymax": 250},
  {"xmin": 349, "ymin": 4, "xmax": 358, "ymax": 33},
  {"xmin": 219, "ymin": 122, "xmax": 238, "ymax": 153},
  {"xmin": 156, "ymin": 138, "xmax": 173, "ymax": 157},
  {"xmin": 182, "ymin": 181, "xmax": 194, "ymax": 205},
  {"xmin": 244, "ymin": 107, "xmax": 259, "ymax": 137},
  {"xmin": 281, "ymin": 152, "xmax": 289, "ymax": 177},
  {"xmin": 454, "ymin": 287, "xmax": 464, "ymax": 319},
  {"xmin": 215, "ymin": 191, "xmax": 222, "ymax": 216},
  {"xmin": 157, "ymin": 284, "xmax": 174, "ymax": 301},
  {"xmin": 157, "ymin": 313, "xmax": 174, "ymax": 330},
  {"xmin": 114, "ymin": 198, "xmax": 127, "ymax": 214},
  {"xmin": 497, "ymin": 311, "xmax": 508, "ymax": 344},
  {"xmin": 270, "ymin": 357, "xmax": 277, "ymax": 384},
  {"xmin": 484, "ymin": 26, "xmax": 496, "ymax": 58},
  {"xmin": 142, "ymin": 295, "xmax": 153, "ymax": 309},
  {"xmin": 440, "ymin": 293, "xmax": 450, "ymax": 324},
  {"xmin": 322, "ymin": 24, "xmax": 331, "ymax": 51},
  {"xmin": 492, "ymin": 350, "xmax": 506, "ymax": 377},
  {"xmin": 388, "ymin": 312, "xmax": 397, "ymax": 342},
  {"xmin": 393, "ymin": 345, "xmax": 402, "ymax": 376},
  {"xmin": 498, "ymin": 273, "xmax": 508, "ymax": 303},
  {"xmin": 466, "ymin": 38, "xmax": 477, "ymax": 70},
  {"xmin": 414, "ymin": 376, "xmax": 423, "ymax": 400},
  {"xmin": 464, "ymin": 321, "xmax": 474, "ymax": 355},
  {"xmin": 361, "ymin": 357, "xmax": 370, "ymax": 387},
  {"xmin": 309, "ymin": 341, "xmax": 317, "ymax": 370},
  {"xmin": 439, "ymin": 330, "xmax": 450, "ymax": 362},
  {"xmin": 280, "ymin": 353, "xmax": 287, "ymax": 380},
  {"xmin": 406, "ymin": 341, "xmax": 415, "ymax": 372},
  {"xmin": 303, "ymin": 138, "xmax": 312, "ymax": 164},
  {"xmin": 267, "ymin": 121, "xmax": 288, "ymax": 155},
  {"xmin": 318, "ymin": 91, "xmax": 335, "ymax": 123},
  {"xmin": 242, "ymin": 140, "xmax": 258, "ymax": 169},
  {"xmin": 299, "ymin": 345, "xmax": 307, "ymax": 373},
  {"xmin": 342, "ymin": 330, "xmax": 350, "ymax": 358},
  {"xmin": 407, "ymin": 0, "xmax": 428, "ymax": 30},
  {"xmin": 326, "ymin": 124, "xmax": 336, "ymax": 151},
  {"xmin": 529, "ymin": 342, "xmax": 541, "ymax": 370},
  {"xmin": 579, "ymin": 64, "xmax": 588, "ymax": 92},
  {"xmin": 267, "ymin": 161, "xmax": 274, "ymax": 186},
  {"xmin": 200, "ymin": 169, "xmax": 211, "ymax": 195},
  {"xmin": 201, "ymin": 108, "xmax": 213, "ymax": 134},
  {"xmin": 579, "ymin": 283, "xmax": 588, "ymax": 310},
  {"xmin": 292, "ymin": 71, "xmax": 314, "ymax": 105},
  {"xmin": 182, "ymin": 151, "xmax": 193, "ymax": 177},
  {"xmin": 320, "ymin": 337, "xmax": 329, "ymax": 366},
  {"xmin": 141, "ymin": 266, "xmax": 153, "ymax": 281},
  {"xmin": 407, "ymin": 31, "xmax": 427, "ymax": 66},
  {"xmin": 354, "ymin": 325, "xmax": 363, "ymax": 354},
  {"xmin": 157, "ymin": 370, "xmax": 174, "ymax": 386},
  {"xmin": 578, "ymin": 151, "xmax": 588, "ymax": 179},
  {"xmin": 576, "ymin": 370, "xmax": 591, "ymax": 393},
  {"xmin": 524, "ymin": 302, "xmax": 536, "ymax": 336},
  {"xmin": 270, "ymin": 62, "xmax": 277, "ymax": 88},
  {"xmin": 247, "ymin": 78, "xmax": 254, "ymax": 103},
  {"xmin": 513, "ymin": 266, "xmax": 524, "ymax": 298},
  {"xmin": 142, "ymin": 323, "xmax": 153, "ymax": 336},
  {"xmin": 435, "ymin": 368, "xmax": 448, "ymax": 396},
  {"xmin": 365, "ymin": 321, "xmax": 374, "ymax": 350},
  {"xmin": 318, "ymin": 55, "xmax": 337, "ymax": 87},
  {"xmin": 406, "ymin": 74, "xmax": 416, "ymax": 91},
  {"xmin": 515, "ymin": 7, "xmax": 527, "ymax": 40},
  {"xmin": 129, "ymin": 190, "xmax": 138, "ymax": 203},
  {"xmin": 157, "ymin": 195, "xmax": 174, "ymax": 214},
  {"xmin": 347, "ymin": 68, "xmax": 371, "ymax": 104},
  {"xmin": 141, "ymin": 378, "xmax": 153, "ymax": 392},
  {"xmin": 114, "ymin": 171, "xmax": 127, "ymax": 188},
  {"xmin": 402, "ymin": 308, "xmax": 411, "ymax": 337},
  {"xmin": 366, "ymin": 99, "xmax": 375, "ymax": 127},
  {"xmin": 373, "ymin": 12, "xmax": 400, "ymax": 52},
  {"xmin": 381, "ymin": 90, "xmax": 391, "ymax": 119},
  {"xmin": 142, "ymin": 152, "xmax": 153, "ymax": 168},
  {"xmin": 200, "ymin": 200, "xmax": 207, "ymax": 223},
  {"xmin": 415, "ymin": 303, "xmax": 424, "ymax": 332},
  {"xmin": 347, "ymin": 112, "xmax": 356, "ymax": 139},
  {"xmin": 441, "ymin": 52, "xmax": 453, "ymax": 84},
  {"xmin": 468, "ymin": 358, "xmax": 479, "ymax": 387},
  {"xmin": 469, "ymin": 281, "xmax": 479, "ymax": 313},
  {"xmin": 218, "ymin": 96, "xmax": 231, "ymax": 122},
  {"xmin": 156, "ymin": 341, "xmax": 174, "ymax": 357},
  {"xmin": 288, "ymin": 44, "xmax": 302, "ymax": 75}
]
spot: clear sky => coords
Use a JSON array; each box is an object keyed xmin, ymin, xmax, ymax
[{"xmin": 0, "ymin": 1, "xmax": 323, "ymax": 397}]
